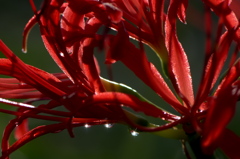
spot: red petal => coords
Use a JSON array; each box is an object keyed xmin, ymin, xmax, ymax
[
  {"xmin": 195, "ymin": 29, "xmax": 235, "ymax": 107},
  {"xmin": 88, "ymin": 92, "xmax": 183, "ymax": 132},
  {"xmin": 202, "ymin": 61, "xmax": 240, "ymax": 153},
  {"xmin": 14, "ymin": 119, "xmax": 29, "ymax": 140},
  {"xmin": 100, "ymin": 3, "xmax": 123, "ymax": 23},
  {"xmin": 165, "ymin": 0, "xmax": 194, "ymax": 107},
  {"xmin": 105, "ymin": 27, "xmax": 186, "ymax": 114},
  {"xmin": 22, "ymin": 15, "xmax": 37, "ymax": 53},
  {"xmin": 36, "ymin": 0, "xmax": 86, "ymax": 85},
  {"xmin": 230, "ymin": 0, "xmax": 240, "ymax": 19},
  {"xmin": 202, "ymin": 0, "xmax": 240, "ymax": 45},
  {"xmin": 90, "ymin": 92, "xmax": 179, "ymax": 121},
  {"xmin": 0, "ymin": 41, "xmax": 68, "ymax": 98},
  {"xmin": 61, "ymin": 5, "xmax": 85, "ymax": 43},
  {"xmin": 218, "ymin": 129, "xmax": 240, "ymax": 159},
  {"xmin": 81, "ymin": 38, "xmax": 105, "ymax": 93},
  {"xmin": 2, "ymin": 119, "xmax": 111, "ymax": 158},
  {"xmin": 177, "ymin": 0, "xmax": 188, "ymax": 24},
  {"xmin": 2, "ymin": 123, "xmax": 66, "ymax": 158}
]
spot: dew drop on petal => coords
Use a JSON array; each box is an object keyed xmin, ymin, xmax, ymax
[
  {"xmin": 19, "ymin": 81, "xmax": 27, "ymax": 86},
  {"xmin": 130, "ymin": 130, "xmax": 139, "ymax": 137},
  {"xmin": 22, "ymin": 48, "xmax": 27, "ymax": 54},
  {"xmin": 84, "ymin": 124, "xmax": 91, "ymax": 128},
  {"xmin": 104, "ymin": 123, "xmax": 113, "ymax": 128},
  {"xmin": 32, "ymin": 131, "xmax": 39, "ymax": 137},
  {"xmin": 15, "ymin": 122, "xmax": 19, "ymax": 127},
  {"xmin": 59, "ymin": 52, "xmax": 64, "ymax": 57}
]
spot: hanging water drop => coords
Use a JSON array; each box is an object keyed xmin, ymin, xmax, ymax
[
  {"xmin": 84, "ymin": 124, "xmax": 91, "ymax": 128},
  {"xmin": 104, "ymin": 123, "xmax": 113, "ymax": 128},
  {"xmin": 130, "ymin": 130, "xmax": 139, "ymax": 137},
  {"xmin": 19, "ymin": 81, "xmax": 27, "ymax": 86}
]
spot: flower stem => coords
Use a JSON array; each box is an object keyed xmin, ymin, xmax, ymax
[{"xmin": 187, "ymin": 133, "xmax": 215, "ymax": 159}]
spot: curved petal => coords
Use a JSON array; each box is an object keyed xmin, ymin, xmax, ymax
[
  {"xmin": 202, "ymin": 61, "xmax": 240, "ymax": 153},
  {"xmin": 2, "ymin": 119, "xmax": 110, "ymax": 158},
  {"xmin": 105, "ymin": 28, "xmax": 186, "ymax": 114},
  {"xmin": 0, "ymin": 42, "xmax": 67, "ymax": 99},
  {"xmin": 165, "ymin": 0, "xmax": 194, "ymax": 107},
  {"xmin": 2, "ymin": 123, "xmax": 66, "ymax": 158},
  {"xmin": 22, "ymin": 15, "xmax": 37, "ymax": 53},
  {"xmin": 81, "ymin": 38, "xmax": 105, "ymax": 93},
  {"xmin": 177, "ymin": 0, "xmax": 188, "ymax": 24},
  {"xmin": 202, "ymin": 0, "xmax": 240, "ymax": 44},
  {"xmin": 32, "ymin": 0, "xmax": 89, "ymax": 88},
  {"xmin": 194, "ymin": 29, "xmax": 236, "ymax": 108},
  {"xmin": 88, "ymin": 92, "xmax": 180, "ymax": 121}
]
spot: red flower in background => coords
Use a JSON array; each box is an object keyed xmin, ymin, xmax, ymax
[{"xmin": 0, "ymin": 0, "xmax": 239, "ymax": 158}]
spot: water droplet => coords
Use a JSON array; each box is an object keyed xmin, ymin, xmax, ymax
[
  {"xmin": 59, "ymin": 52, "xmax": 64, "ymax": 57},
  {"xmin": 19, "ymin": 82, "xmax": 25, "ymax": 85},
  {"xmin": 104, "ymin": 123, "xmax": 113, "ymax": 128},
  {"xmin": 15, "ymin": 122, "xmax": 19, "ymax": 127},
  {"xmin": 84, "ymin": 124, "xmax": 91, "ymax": 128},
  {"xmin": 33, "ymin": 132, "xmax": 39, "ymax": 137},
  {"xmin": 22, "ymin": 48, "xmax": 27, "ymax": 53},
  {"xmin": 130, "ymin": 130, "xmax": 139, "ymax": 137}
]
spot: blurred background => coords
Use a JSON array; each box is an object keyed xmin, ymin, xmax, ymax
[{"xmin": 0, "ymin": 1, "xmax": 239, "ymax": 159}]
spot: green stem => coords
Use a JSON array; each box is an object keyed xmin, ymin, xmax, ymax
[
  {"xmin": 187, "ymin": 133, "xmax": 215, "ymax": 159},
  {"xmin": 124, "ymin": 110, "xmax": 187, "ymax": 140}
]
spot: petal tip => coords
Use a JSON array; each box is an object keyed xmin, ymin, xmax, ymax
[{"xmin": 21, "ymin": 48, "xmax": 27, "ymax": 54}]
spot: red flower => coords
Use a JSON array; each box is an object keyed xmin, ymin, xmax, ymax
[{"xmin": 0, "ymin": 0, "xmax": 239, "ymax": 158}]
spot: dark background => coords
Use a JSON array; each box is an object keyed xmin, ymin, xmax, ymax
[{"xmin": 0, "ymin": 1, "xmax": 239, "ymax": 159}]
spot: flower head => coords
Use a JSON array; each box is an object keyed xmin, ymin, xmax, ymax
[{"xmin": 0, "ymin": 0, "xmax": 240, "ymax": 158}]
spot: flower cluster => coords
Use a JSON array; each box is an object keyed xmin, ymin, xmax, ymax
[{"xmin": 0, "ymin": 0, "xmax": 239, "ymax": 158}]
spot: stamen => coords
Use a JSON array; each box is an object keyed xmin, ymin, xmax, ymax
[{"xmin": 0, "ymin": 98, "xmax": 35, "ymax": 108}]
